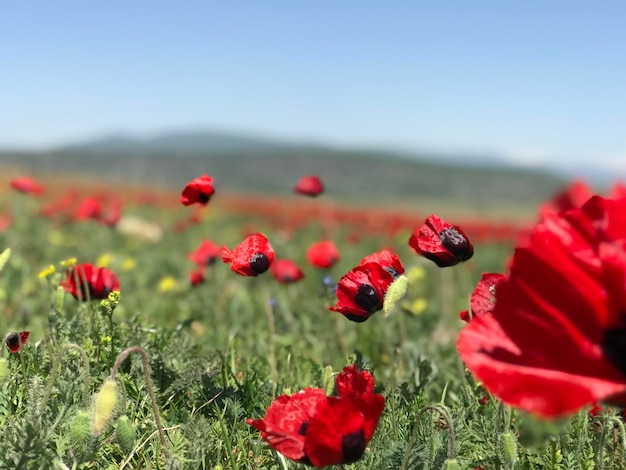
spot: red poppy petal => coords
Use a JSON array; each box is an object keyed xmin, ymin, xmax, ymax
[{"xmin": 457, "ymin": 313, "xmax": 626, "ymax": 417}]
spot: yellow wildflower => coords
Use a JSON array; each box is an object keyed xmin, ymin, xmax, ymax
[
  {"xmin": 406, "ymin": 266, "xmax": 426, "ymax": 284},
  {"xmin": 158, "ymin": 276, "xmax": 178, "ymax": 292},
  {"xmin": 96, "ymin": 253, "xmax": 112, "ymax": 268},
  {"xmin": 121, "ymin": 258, "xmax": 136, "ymax": 272},
  {"xmin": 38, "ymin": 264, "xmax": 56, "ymax": 279},
  {"xmin": 59, "ymin": 257, "xmax": 77, "ymax": 268}
]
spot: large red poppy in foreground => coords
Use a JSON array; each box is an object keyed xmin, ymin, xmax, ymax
[
  {"xmin": 247, "ymin": 365, "xmax": 384, "ymax": 468},
  {"xmin": 457, "ymin": 196, "xmax": 626, "ymax": 417}
]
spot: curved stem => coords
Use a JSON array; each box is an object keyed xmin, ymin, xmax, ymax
[
  {"xmin": 400, "ymin": 404, "xmax": 456, "ymax": 470},
  {"xmin": 111, "ymin": 346, "xmax": 168, "ymax": 451}
]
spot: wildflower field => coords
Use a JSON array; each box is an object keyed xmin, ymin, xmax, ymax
[{"xmin": 2, "ymin": 174, "xmax": 626, "ymax": 470}]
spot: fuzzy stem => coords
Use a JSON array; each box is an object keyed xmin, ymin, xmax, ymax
[
  {"xmin": 400, "ymin": 404, "xmax": 456, "ymax": 470},
  {"xmin": 111, "ymin": 346, "xmax": 168, "ymax": 450}
]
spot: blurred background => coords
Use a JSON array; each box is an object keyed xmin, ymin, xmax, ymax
[{"xmin": 2, "ymin": 1, "xmax": 625, "ymax": 218}]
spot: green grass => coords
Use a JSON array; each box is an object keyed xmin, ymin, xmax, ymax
[{"xmin": 0, "ymin": 194, "xmax": 623, "ymax": 469}]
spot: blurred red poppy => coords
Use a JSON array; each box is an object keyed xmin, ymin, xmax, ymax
[
  {"xmin": 459, "ymin": 273, "xmax": 506, "ymax": 322},
  {"xmin": 538, "ymin": 180, "xmax": 594, "ymax": 220},
  {"xmin": 221, "ymin": 233, "xmax": 275, "ymax": 276},
  {"xmin": 330, "ymin": 250, "xmax": 404, "ymax": 322},
  {"xmin": 188, "ymin": 239, "xmax": 221, "ymax": 266},
  {"xmin": 181, "ymin": 174, "xmax": 215, "ymax": 206},
  {"xmin": 247, "ymin": 365, "xmax": 384, "ymax": 468},
  {"xmin": 294, "ymin": 175, "xmax": 324, "ymax": 197},
  {"xmin": 62, "ymin": 263, "xmax": 120, "ymax": 301},
  {"xmin": 307, "ymin": 241, "xmax": 340, "ymax": 269},
  {"xmin": 270, "ymin": 258, "xmax": 305, "ymax": 284},
  {"xmin": 74, "ymin": 197, "xmax": 103, "ymax": 221},
  {"xmin": 409, "ymin": 214, "xmax": 473, "ymax": 267},
  {"xmin": 10, "ymin": 177, "xmax": 43, "ymax": 196},
  {"xmin": 458, "ymin": 196, "xmax": 626, "ymax": 417},
  {"xmin": 5, "ymin": 331, "xmax": 29, "ymax": 353},
  {"xmin": 189, "ymin": 268, "xmax": 205, "ymax": 286}
]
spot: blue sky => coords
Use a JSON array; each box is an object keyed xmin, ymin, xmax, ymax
[{"xmin": 2, "ymin": 1, "xmax": 625, "ymax": 170}]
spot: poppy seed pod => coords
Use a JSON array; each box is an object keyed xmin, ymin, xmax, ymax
[{"xmin": 93, "ymin": 379, "xmax": 118, "ymax": 436}]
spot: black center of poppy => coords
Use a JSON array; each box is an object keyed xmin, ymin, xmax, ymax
[
  {"xmin": 353, "ymin": 283, "xmax": 380, "ymax": 313},
  {"xmin": 341, "ymin": 428, "xmax": 367, "ymax": 464},
  {"xmin": 5, "ymin": 333, "xmax": 19, "ymax": 349},
  {"xmin": 439, "ymin": 228, "xmax": 469, "ymax": 257},
  {"xmin": 198, "ymin": 192, "xmax": 210, "ymax": 204},
  {"xmin": 603, "ymin": 326, "xmax": 626, "ymax": 376},
  {"xmin": 249, "ymin": 253, "xmax": 270, "ymax": 274},
  {"xmin": 298, "ymin": 421, "xmax": 308, "ymax": 436}
]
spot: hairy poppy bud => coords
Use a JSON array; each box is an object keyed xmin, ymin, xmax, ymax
[
  {"xmin": 443, "ymin": 458, "xmax": 460, "ymax": 470},
  {"xmin": 71, "ymin": 410, "xmax": 94, "ymax": 456},
  {"xmin": 383, "ymin": 274, "xmax": 408, "ymax": 316},
  {"xmin": 116, "ymin": 415, "xmax": 136, "ymax": 455},
  {"xmin": 409, "ymin": 214, "xmax": 473, "ymax": 267},
  {"xmin": 93, "ymin": 378, "xmax": 117, "ymax": 436},
  {"xmin": 500, "ymin": 432, "xmax": 518, "ymax": 468}
]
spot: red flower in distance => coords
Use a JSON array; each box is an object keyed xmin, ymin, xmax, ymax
[
  {"xmin": 222, "ymin": 233, "xmax": 275, "ymax": 276},
  {"xmin": 188, "ymin": 239, "xmax": 221, "ymax": 266},
  {"xmin": 271, "ymin": 258, "xmax": 305, "ymax": 284},
  {"xmin": 409, "ymin": 214, "xmax": 473, "ymax": 267},
  {"xmin": 247, "ymin": 365, "xmax": 384, "ymax": 468},
  {"xmin": 330, "ymin": 250, "xmax": 404, "ymax": 322},
  {"xmin": 62, "ymin": 263, "xmax": 120, "ymax": 301},
  {"xmin": 295, "ymin": 175, "xmax": 324, "ymax": 197},
  {"xmin": 307, "ymin": 241, "xmax": 340, "ymax": 269},
  {"xmin": 457, "ymin": 196, "xmax": 626, "ymax": 417},
  {"xmin": 74, "ymin": 197, "xmax": 103, "ymax": 221},
  {"xmin": 189, "ymin": 268, "xmax": 205, "ymax": 287},
  {"xmin": 10, "ymin": 177, "xmax": 43, "ymax": 196},
  {"xmin": 459, "ymin": 273, "xmax": 506, "ymax": 322},
  {"xmin": 181, "ymin": 174, "xmax": 215, "ymax": 206},
  {"xmin": 5, "ymin": 331, "xmax": 29, "ymax": 353}
]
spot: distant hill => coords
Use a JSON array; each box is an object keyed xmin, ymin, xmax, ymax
[{"xmin": 0, "ymin": 130, "xmax": 570, "ymax": 211}]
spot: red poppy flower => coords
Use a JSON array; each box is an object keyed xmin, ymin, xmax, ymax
[
  {"xmin": 5, "ymin": 331, "xmax": 29, "ymax": 353},
  {"xmin": 538, "ymin": 180, "xmax": 594, "ymax": 220},
  {"xmin": 247, "ymin": 365, "xmax": 384, "ymax": 468},
  {"xmin": 409, "ymin": 214, "xmax": 473, "ymax": 267},
  {"xmin": 74, "ymin": 197, "xmax": 103, "ymax": 221},
  {"xmin": 270, "ymin": 258, "xmax": 305, "ymax": 284},
  {"xmin": 457, "ymin": 196, "xmax": 626, "ymax": 417},
  {"xmin": 189, "ymin": 268, "xmax": 205, "ymax": 286},
  {"xmin": 307, "ymin": 241, "xmax": 340, "ymax": 269},
  {"xmin": 188, "ymin": 239, "xmax": 221, "ymax": 266},
  {"xmin": 10, "ymin": 177, "xmax": 43, "ymax": 196},
  {"xmin": 330, "ymin": 250, "xmax": 404, "ymax": 322},
  {"xmin": 181, "ymin": 174, "xmax": 215, "ymax": 206},
  {"xmin": 221, "ymin": 233, "xmax": 275, "ymax": 276},
  {"xmin": 62, "ymin": 263, "xmax": 120, "ymax": 301},
  {"xmin": 294, "ymin": 175, "xmax": 324, "ymax": 197},
  {"xmin": 459, "ymin": 273, "xmax": 506, "ymax": 322}
]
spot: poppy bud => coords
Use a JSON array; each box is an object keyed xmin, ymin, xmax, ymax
[
  {"xmin": 500, "ymin": 432, "xmax": 518, "ymax": 468},
  {"xmin": 93, "ymin": 378, "xmax": 118, "ymax": 436},
  {"xmin": 383, "ymin": 274, "xmax": 408, "ymax": 316},
  {"xmin": 116, "ymin": 415, "xmax": 136, "ymax": 455},
  {"xmin": 443, "ymin": 458, "xmax": 460, "ymax": 470},
  {"xmin": 409, "ymin": 214, "xmax": 473, "ymax": 267},
  {"xmin": 71, "ymin": 410, "xmax": 94, "ymax": 455}
]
